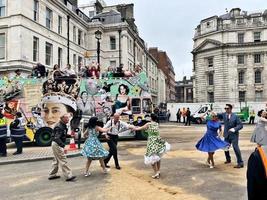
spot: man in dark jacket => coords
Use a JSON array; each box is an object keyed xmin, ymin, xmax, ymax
[
  {"xmin": 48, "ymin": 114, "xmax": 76, "ymax": 181},
  {"xmin": 247, "ymin": 146, "xmax": 267, "ymax": 199}
]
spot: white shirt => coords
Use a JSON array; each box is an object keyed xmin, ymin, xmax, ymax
[{"xmin": 103, "ymin": 119, "xmax": 130, "ymax": 135}]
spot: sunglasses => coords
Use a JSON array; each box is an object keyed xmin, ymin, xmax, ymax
[{"xmin": 224, "ymin": 107, "xmax": 230, "ymax": 110}]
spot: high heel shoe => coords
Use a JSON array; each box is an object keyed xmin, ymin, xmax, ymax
[{"xmin": 152, "ymin": 172, "xmax": 160, "ymax": 179}]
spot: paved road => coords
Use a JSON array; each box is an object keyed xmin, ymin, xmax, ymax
[{"xmin": 0, "ymin": 124, "xmax": 255, "ymax": 200}]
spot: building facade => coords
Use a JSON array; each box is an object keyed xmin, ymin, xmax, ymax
[
  {"xmin": 0, "ymin": 0, "xmax": 91, "ymax": 77},
  {"xmin": 192, "ymin": 8, "xmax": 267, "ymax": 103},
  {"xmin": 175, "ymin": 76, "xmax": 193, "ymax": 103},
  {"xmin": 149, "ymin": 47, "xmax": 176, "ymax": 102}
]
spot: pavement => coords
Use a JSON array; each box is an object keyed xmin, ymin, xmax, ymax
[{"xmin": 0, "ymin": 142, "xmax": 82, "ymax": 165}]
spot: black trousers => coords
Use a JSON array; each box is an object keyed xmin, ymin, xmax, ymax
[
  {"xmin": 104, "ymin": 134, "xmax": 119, "ymax": 167},
  {"xmin": 185, "ymin": 116, "xmax": 191, "ymax": 126},
  {"xmin": 0, "ymin": 137, "xmax": 7, "ymax": 155},
  {"xmin": 13, "ymin": 137, "xmax": 23, "ymax": 153},
  {"xmin": 249, "ymin": 116, "xmax": 255, "ymax": 124}
]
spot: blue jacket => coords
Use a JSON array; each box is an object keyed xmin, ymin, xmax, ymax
[{"xmin": 219, "ymin": 112, "xmax": 243, "ymax": 138}]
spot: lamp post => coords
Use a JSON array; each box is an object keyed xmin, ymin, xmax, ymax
[{"xmin": 95, "ymin": 30, "xmax": 102, "ymax": 66}]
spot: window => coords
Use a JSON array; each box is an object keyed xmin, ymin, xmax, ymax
[
  {"xmin": 208, "ymin": 92, "xmax": 214, "ymax": 103},
  {"xmin": 239, "ymin": 91, "xmax": 246, "ymax": 102},
  {"xmin": 238, "ymin": 71, "xmax": 244, "ymax": 84},
  {"xmin": 33, "ymin": 0, "xmax": 39, "ymax": 21},
  {"xmin": 132, "ymin": 99, "xmax": 141, "ymax": 114},
  {"xmin": 46, "ymin": 8, "xmax": 52, "ymax": 29},
  {"xmin": 73, "ymin": 54, "xmax": 76, "ymax": 66},
  {"xmin": 208, "ymin": 73, "xmax": 214, "ymax": 85},
  {"xmin": 58, "ymin": 16, "xmax": 62, "ymax": 34},
  {"xmin": 45, "ymin": 42, "xmax": 52, "ymax": 66},
  {"xmin": 254, "ymin": 32, "xmax": 261, "ymax": 42},
  {"xmin": 58, "ymin": 47, "xmax": 62, "ymax": 67},
  {"xmin": 238, "ymin": 33, "xmax": 244, "ymax": 43},
  {"xmin": 73, "ymin": 26, "xmax": 76, "ymax": 42},
  {"xmin": 78, "ymin": 56, "xmax": 83, "ymax": 67},
  {"xmin": 33, "ymin": 37, "xmax": 39, "ymax": 62},
  {"xmin": 110, "ymin": 60, "xmax": 116, "ymax": 67},
  {"xmin": 78, "ymin": 29, "xmax": 82, "ymax": 45},
  {"xmin": 110, "ymin": 36, "xmax": 116, "ymax": 50},
  {"xmin": 236, "ymin": 19, "xmax": 244, "ymax": 25},
  {"xmin": 254, "ymin": 54, "xmax": 261, "ymax": 64},
  {"xmin": 207, "ymin": 57, "xmax": 213, "ymax": 67},
  {"xmin": 0, "ymin": 33, "xmax": 5, "ymax": 59},
  {"xmin": 255, "ymin": 70, "xmax": 261, "ymax": 84},
  {"xmin": 237, "ymin": 55, "xmax": 245, "ymax": 64},
  {"xmin": 0, "ymin": 0, "xmax": 5, "ymax": 17},
  {"xmin": 89, "ymin": 11, "xmax": 94, "ymax": 18},
  {"xmin": 255, "ymin": 91, "xmax": 263, "ymax": 102},
  {"xmin": 84, "ymin": 33, "xmax": 87, "ymax": 47}
]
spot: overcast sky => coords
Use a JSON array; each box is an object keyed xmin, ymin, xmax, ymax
[{"xmin": 79, "ymin": 0, "xmax": 266, "ymax": 81}]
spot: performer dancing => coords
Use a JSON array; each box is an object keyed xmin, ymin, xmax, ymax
[
  {"xmin": 81, "ymin": 117, "xmax": 111, "ymax": 176},
  {"xmin": 134, "ymin": 113, "xmax": 170, "ymax": 179},
  {"xmin": 250, "ymin": 110, "xmax": 267, "ymax": 146},
  {"xmin": 195, "ymin": 112, "xmax": 229, "ymax": 168}
]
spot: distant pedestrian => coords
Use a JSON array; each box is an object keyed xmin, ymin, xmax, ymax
[
  {"xmin": 133, "ymin": 113, "xmax": 170, "ymax": 178},
  {"xmin": 250, "ymin": 110, "xmax": 267, "ymax": 146},
  {"xmin": 181, "ymin": 108, "xmax": 186, "ymax": 123},
  {"xmin": 166, "ymin": 110, "xmax": 171, "ymax": 122},
  {"xmin": 10, "ymin": 112, "xmax": 26, "ymax": 155},
  {"xmin": 220, "ymin": 104, "xmax": 244, "ymax": 168},
  {"xmin": 185, "ymin": 108, "xmax": 191, "ymax": 126},
  {"xmin": 48, "ymin": 114, "xmax": 76, "ymax": 181},
  {"xmin": 0, "ymin": 112, "xmax": 7, "ymax": 157},
  {"xmin": 195, "ymin": 112, "xmax": 229, "ymax": 168},
  {"xmin": 249, "ymin": 110, "xmax": 256, "ymax": 124},
  {"xmin": 176, "ymin": 109, "xmax": 181, "ymax": 123},
  {"xmin": 81, "ymin": 117, "xmax": 111, "ymax": 176}
]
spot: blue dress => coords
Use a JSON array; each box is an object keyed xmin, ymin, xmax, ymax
[
  {"xmin": 81, "ymin": 128, "xmax": 109, "ymax": 160},
  {"xmin": 196, "ymin": 120, "xmax": 229, "ymax": 152}
]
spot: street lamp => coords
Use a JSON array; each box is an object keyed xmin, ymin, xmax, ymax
[{"xmin": 95, "ymin": 30, "xmax": 102, "ymax": 66}]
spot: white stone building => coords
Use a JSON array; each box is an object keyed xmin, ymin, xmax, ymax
[
  {"xmin": 0, "ymin": 0, "xmax": 163, "ymax": 103},
  {"xmin": 192, "ymin": 8, "xmax": 267, "ymax": 103},
  {"xmin": 0, "ymin": 0, "xmax": 91, "ymax": 77}
]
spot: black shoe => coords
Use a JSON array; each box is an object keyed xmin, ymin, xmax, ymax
[
  {"xmin": 234, "ymin": 164, "xmax": 244, "ymax": 169},
  {"xmin": 66, "ymin": 176, "xmax": 76, "ymax": 182},
  {"xmin": 105, "ymin": 165, "xmax": 110, "ymax": 168},
  {"xmin": 48, "ymin": 175, "xmax": 61, "ymax": 180},
  {"xmin": 13, "ymin": 152, "xmax": 22, "ymax": 155},
  {"xmin": 116, "ymin": 166, "xmax": 121, "ymax": 170},
  {"xmin": 224, "ymin": 160, "xmax": 231, "ymax": 164}
]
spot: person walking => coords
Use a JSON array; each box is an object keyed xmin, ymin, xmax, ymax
[
  {"xmin": 103, "ymin": 113, "xmax": 134, "ymax": 169},
  {"xmin": 176, "ymin": 109, "xmax": 181, "ymax": 123},
  {"xmin": 195, "ymin": 112, "xmax": 229, "ymax": 168},
  {"xmin": 250, "ymin": 110, "xmax": 267, "ymax": 146},
  {"xmin": 182, "ymin": 108, "xmax": 186, "ymax": 123},
  {"xmin": 185, "ymin": 108, "xmax": 191, "ymax": 126},
  {"xmin": 249, "ymin": 110, "xmax": 256, "ymax": 125},
  {"xmin": 48, "ymin": 114, "xmax": 76, "ymax": 181},
  {"xmin": 133, "ymin": 113, "xmax": 170, "ymax": 178},
  {"xmin": 0, "ymin": 112, "xmax": 7, "ymax": 157},
  {"xmin": 10, "ymin": 112, "xmax": 26, "ymax": 155},
  {"xmin": 220, "ymin": 104, "xmax": 244, "ymax": 168},
  {"xmin": 81, "ymin": 117, "xmax": 111, "ymax": 176}
]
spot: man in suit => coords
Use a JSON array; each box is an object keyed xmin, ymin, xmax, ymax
[{"xmin": 221, "ymin": 104, "xmax": 244, "ymax": 168}]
